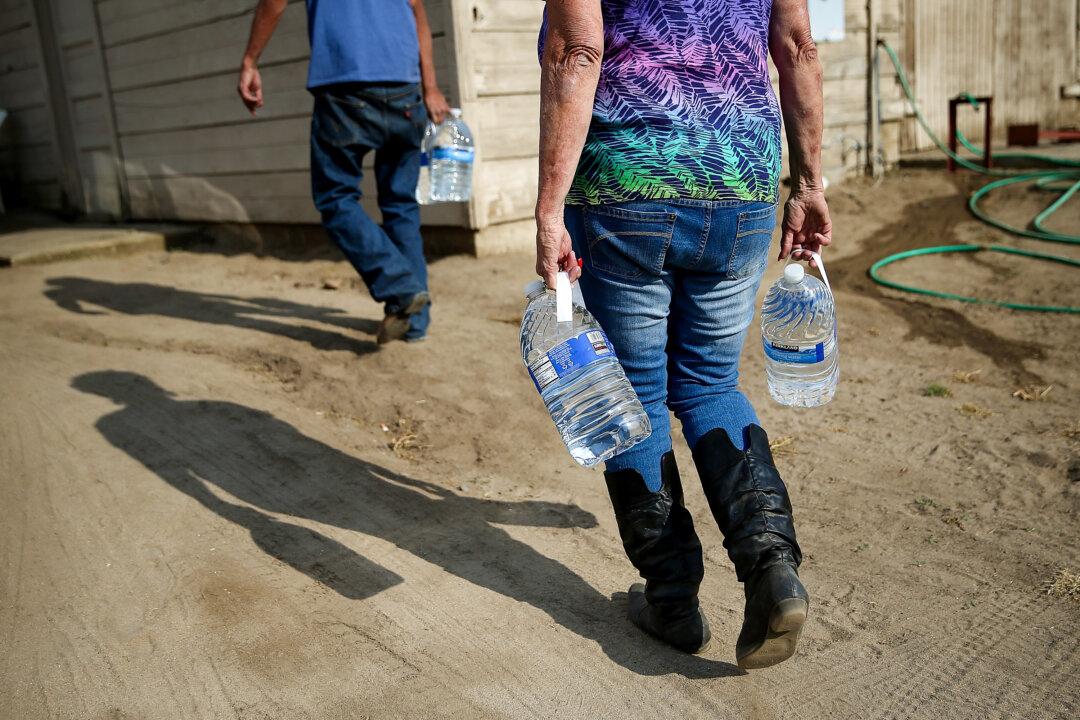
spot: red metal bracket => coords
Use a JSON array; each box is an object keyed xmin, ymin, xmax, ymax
[{"xmin": 947, "ymin": 95, "xmax": 993, "ymax": 173}]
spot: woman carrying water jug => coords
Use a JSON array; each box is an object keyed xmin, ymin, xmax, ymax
[{"xmin": 535, "ymin": 0, "xmax": 832, "ymax": 668}]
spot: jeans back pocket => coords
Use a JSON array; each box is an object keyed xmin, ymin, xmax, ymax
[
  {"xmin": 728, "ymin": 203, "xmax": 777, "ymax": 278},
  {"xmin": 581, "ymin": 204, "xmax": 676, "ymax": 281}
]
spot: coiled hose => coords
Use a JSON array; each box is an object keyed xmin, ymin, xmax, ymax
[{"xmin": 869, "ymin": 41, "xmax": 1080, "ymax": 314}]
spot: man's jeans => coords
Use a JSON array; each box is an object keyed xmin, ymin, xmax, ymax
[
  {"xmin": 310, "ymin": 82, "xmax": 429, "ymax": 337},
  {"xmin": 565, "ymin": 199, "xmax": 778, "ymax": 491}
]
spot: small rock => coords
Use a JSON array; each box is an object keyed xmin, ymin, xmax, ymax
[{"xmin": 322, "ymin": 278, "xmax": 343, "ymax": 290}]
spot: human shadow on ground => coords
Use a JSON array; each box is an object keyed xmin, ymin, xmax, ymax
[
  {"xmin": 45, "ymin": 277, "xmax": 377, "ymax": 354},
  {"xmin": 73, "ymin": 371, "xmax": 743, "ymax": 679}
]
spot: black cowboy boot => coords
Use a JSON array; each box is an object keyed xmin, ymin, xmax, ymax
[
  {"xmin": 604, "ymin": 451, "xmax": 710, "ymax": 654},
  {"xmin": 692, "ymin": 424, "xmax": 809, "ymax": 669}
]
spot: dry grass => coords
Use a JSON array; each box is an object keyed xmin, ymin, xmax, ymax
[
  {"xmin": 952, "ymin": 369, "xmax": 983, "ymax": 384},
  {"xmin": 1044, "ymin": 568, "xmax": 1080, "ymax": 603},
  {"xmin": 769, "ymin": 436, "xmax": 796, "ymax": 456},
  {"xmin": 957, "ymin": 403, "xmax": 995, "ymax": 418},
  {"xmin": 383, "ymin": 417, "xmax": 427, "ymax": 460},
  {"xmin": 1013, "ymin": 385, "xmax": 1052, "ymax": 402},
  {"xmin": 1062, "ymin": 422, "xmax": 1080, "ymax": 440}
]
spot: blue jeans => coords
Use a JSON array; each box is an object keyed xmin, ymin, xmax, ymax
[
  {"xmin": 310, "ymin": 82, "xmax": 430, "ymax": 337},
  {"xmin": 565, "ymin": 199, "xmax": 777, "ymax": 491}
]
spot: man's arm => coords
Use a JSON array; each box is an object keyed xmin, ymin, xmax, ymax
[
  {"xmin": 238, "ymin": 0, "xmax": 288, "ymax": 116},
  {"xmin": 770, "ymin": 0, "xmax": 832, "ymax": 264},
  {"xmin": 534, "ymin": 0, "xmax": 602, "ymax": 287},
  {"xmin": 411, "ymin": 0, "xmax": 450, "ymax": 124}
]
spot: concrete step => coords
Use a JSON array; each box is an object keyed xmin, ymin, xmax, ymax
[{"xmin": 0, "ymin": 224, "xmax": 204, "ymax": 267}]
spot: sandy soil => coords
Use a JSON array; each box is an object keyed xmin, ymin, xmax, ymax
[{"xmin": 1, "ymin": 170, "xmax": 1078, "ymax": 719}]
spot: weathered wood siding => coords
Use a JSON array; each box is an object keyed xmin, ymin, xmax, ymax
[
  {"xmin": 907, "ymin": 0, "xmax": 1079, "ymax": 150},
  {"xmin": 0, "ymin": 0, "xmax": 61, "ymax": 208},
  {"xmin": 96, "ymin": 0, "xmax": 465, "ymax": 226}
]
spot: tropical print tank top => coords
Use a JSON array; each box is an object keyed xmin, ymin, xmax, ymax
[{"xmin": 539, "ymin": 0, "xmax": 782, "ymax": 206}]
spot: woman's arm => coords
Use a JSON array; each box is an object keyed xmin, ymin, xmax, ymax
[
  {"xmin": 534, "ymin": 0, "xmax": 603, "ymax": 287},
  {"xmin": 770, "ymin": 0, "xmax": 833, "ymax": 265}
]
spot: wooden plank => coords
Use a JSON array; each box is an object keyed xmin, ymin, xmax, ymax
[
  {"xmin": 0, "ymin": 25, "xmax": 39, "ymax": 74},
  {"xmin": 472, "ymin": 94, "xmax": 538, "ymax": 160},
  {"xmin": 126, "ymin": 169, "xmax": 467, "ymax": 226},
  {"xmin": 2, "ymin": 105, "xmax": 53, "ymax": 146},
  {"xmin": 113, "ymin": 60, "xmax": 312, "ymax": 135},
  {"xmin": 0, "ymin": 0, "xmax": 32, "ymax": 35},
  {"xmin": 472, "ymin": 156, "xmax": 536, "ymax": 227},
  {"xmin": 471, "ymin": 1, "xmax": 544, "ymax": 33},
  {"xmin": 471, "ymin": 29, "xmax": 540, "ymax": 97},
  {"xmin": 121, "ymin": 117, "xmax": 311, "ymax": 177},
  {"xmin": 104, "ymin": 3, "xmax": 311, "ymax": 92},
  {"xmin": 0, "ymin": 66, "xmax": 46, "ymax": 110},
  {"xmin": 62, "ymin": 41, "xmax": 107, "ymax": 100},
  {"xmin": 71, "ymin": 95, "xmax": 113, "ymax": 149}
]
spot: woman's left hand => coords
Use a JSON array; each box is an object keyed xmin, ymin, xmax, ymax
[{"xmin": 535, "ymin": 215, "xmax": 582, "ymax": 289}]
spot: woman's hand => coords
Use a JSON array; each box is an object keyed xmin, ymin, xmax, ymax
[
  {"xmin": 780, "ymin": 189, "xmax": 832, "ymax": 267},
  {"xmin": 535, "ymin": 214, "xmax": 582, "ymax": 289}
]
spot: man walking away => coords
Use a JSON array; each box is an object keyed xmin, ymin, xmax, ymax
[
  {"xmin": 535, "ymin": 0, "xmax": 832, "ymax": 669},
  {"xmin": 238, "ymin": 0, "xmax": 450, "ymax": 344}
]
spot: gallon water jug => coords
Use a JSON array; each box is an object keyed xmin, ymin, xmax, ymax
[
  {"xmin": 521, "ymin": 273, "xmax": 650, "ymax": 466},
  {"xmin": 429, "ymin": 108, "xmax": 474, "ymax": 202},
  {"xmin": 760, "ymin": 253, "xmax": 839, "ymax": 407}
]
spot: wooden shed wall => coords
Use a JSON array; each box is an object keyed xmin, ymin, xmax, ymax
[
  {"xmin": 0, "ymin": 0, "xmax": 62, "ymax": 209},
  {"xmin": 906, "ymin": 0, "xmax": 1079, "ymax": 151},
  {"xmin": 98, "ymin": 0, "xmax": 465, "ymax": 227}
]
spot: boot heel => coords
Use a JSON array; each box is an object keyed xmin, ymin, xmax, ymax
[
  {"xmin": 737, "ymin": 597, "xmax": 808, "ymax": 670},
  {"xmin": 769, "ymin": 597, "xmax": 808, "ymax": 634}
]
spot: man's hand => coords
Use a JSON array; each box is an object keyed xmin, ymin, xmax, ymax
[
  {"xmin": 238, "ymin": 61, "xmax": 263, "ymax": 116},
  {"xmin": 535, "ymin": 215, "xmax": 582, "ymax": 289},
  {"xmin": 424, "ymin": 87, "xmax": 450, "ymax": 125},
  {"xmin": 780, "ymin": 190, "xmax": 832, "ymax": 266}
]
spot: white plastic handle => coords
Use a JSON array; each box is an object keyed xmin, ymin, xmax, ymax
[
  {"xmin": 809, "ymin": 251, "xmax": 832, "ymax": 294},
  {"xmin": 556, "ymin": 271, "xmax": 573, "ymax": 323}
]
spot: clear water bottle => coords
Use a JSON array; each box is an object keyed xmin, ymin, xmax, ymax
[
  {"xmin": 416, "ymin": 122, "xmax": 435, "ymax": 205},
  {"xmin": 761, "ymin": 261, "xmax": 839, "ymax": 407},
  {"xmin": 521, "ymin": 273, "xmax": 651, "ymax": 466},
  {"xmin": 429, "ymin": 108, "xmax": 474, "ymax": 202}
]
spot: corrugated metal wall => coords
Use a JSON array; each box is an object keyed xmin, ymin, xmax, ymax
[{"xmin": 908, "ymin": 0, "xmax": 1079, "ymax": 151}]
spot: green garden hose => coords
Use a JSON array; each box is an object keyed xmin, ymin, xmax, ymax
[{"xmin": 870, "ymin": 41, "xmax": 1080, "ymax": 313}]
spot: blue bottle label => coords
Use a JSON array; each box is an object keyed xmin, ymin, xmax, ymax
[
  {"xmin": 420, "ymin": 151, "xmax": 429, "ymax": 167},
  {"xmin": 431, "ymin": 147, "xmax": 475, "ymax": 164},
  {"xmin": 528, "ymin": 330, "xmax": 614, "ymax": 392},
  {"xmin": 763, "ymin": 340, "xmax": 826, "ymax": 364}
]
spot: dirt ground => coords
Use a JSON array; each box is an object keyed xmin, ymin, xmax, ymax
[{"xmin": 1, "ymin": 169, "xmax": 1078, "ymax": 719}]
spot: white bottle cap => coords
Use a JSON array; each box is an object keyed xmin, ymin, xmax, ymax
[
  {"xmin": 784, "ymin": 263, "xmax": 805, "ymax": 284},
  {"xmin": 450, "ymin": 108, "xmax": 463, "ymax": 118}
]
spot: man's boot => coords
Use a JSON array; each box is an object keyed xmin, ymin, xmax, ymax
[
  {"xmin": 692, "ymin": 424, "xmax": 809, "ymax": 669},
  {"xmin": 604, "ymin": 451, "xmax": 710, "ymax": 654}
]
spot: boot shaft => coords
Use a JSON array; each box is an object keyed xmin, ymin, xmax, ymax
[{"xmin": 691, "ymin": 424, "xmax": 802, "ymax": 581}]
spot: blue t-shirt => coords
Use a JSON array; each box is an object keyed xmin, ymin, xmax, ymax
[{"xmin": 305, "ymin": 0, "xmax": 420, "ymax": 89}]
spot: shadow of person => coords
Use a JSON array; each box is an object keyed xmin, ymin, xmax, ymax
[
  {"xmin": 44, "ymin": 277, "xmax": 378, "ymax": 354},
  {"xmin": 72, "ymin": 371, "xmax": 743, "ymax": 678}
]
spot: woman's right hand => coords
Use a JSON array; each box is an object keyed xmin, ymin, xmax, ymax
[
  {"xmin": 780, "ymin": 189, "xmax": 832, "ymax": 267},
  {"xmin": 535, "ymin": 214, "xmax": 582, "ymax": 289}
]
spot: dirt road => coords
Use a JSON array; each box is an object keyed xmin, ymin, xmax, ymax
[{"xmin": 1, "ymin": 171, "xmax": 1077, "ymax": 718}]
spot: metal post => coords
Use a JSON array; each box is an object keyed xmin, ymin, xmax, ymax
[
  {"xmin": 947, "ymin": 98, "xmax": 959, "ymax": 173},
  {"xmin": 983, "ymin": 97, "xmax": 993, "ymax": 170},
  {"xmin": 865, "ymin": 0, "xmax": 880, "ymax": 176}
]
